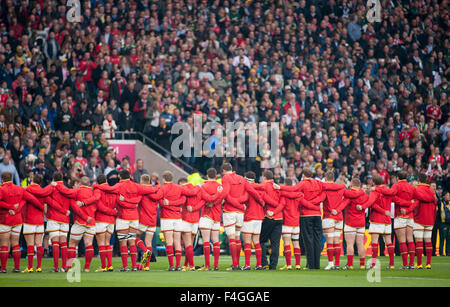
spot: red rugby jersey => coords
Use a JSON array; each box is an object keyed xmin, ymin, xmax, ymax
[
  {"xmin": 0, "ymin": 181, "xmax": 41, "ymax": 226},
  {"xmin": 56, "ymin": 184, "xmax": 100, "ymax": 227},
  {"xmin": 253, "ymin": 181, "xmax": 283, "ymax": 220},
  {"xmin": 320, "ymin": 182, "xmax": 346, "ymax": 221},
  {"xmin": 365, "ymin": 187, "xmax": 392, "ymax": 225},
  {"xmin": 137, "ymin": 184, "xmax": 162, "ymax": 227},
  {"xmin": 158, "ymin": 182, "xmax": 186, "ymax": 220},
  {"xmin": 279, "ymin": 190, "xmax": 321, "ymax": 220},
  {"xmin": 46, "ymin": 181, "xmax": 71, "ymax": 224},
  {"xmin": 339, "ymin": 188, "xmax": 369, "ymax": 228},
  {"xmin": 200, "ymin": 180, "xmax": 223, "ymax": 222},
  {"xmin": 407, "ymin": 184, "xmax": 437, "ymax": 226},
  {"xmin": 93, "ymin": 184, "xmax": 118, "ymax": 224},
  {"xmin": 375, "ymin": 183, "xmax": 414, "ymax": 218},
  {"xmin": 24, "ymin": 183, "xmax": 53, "ymax": 225},
  {"xmin": 220, "ymin": 172, "xmax": 263, "ymax": 214}
]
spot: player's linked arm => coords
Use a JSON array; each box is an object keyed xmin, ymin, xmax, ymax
[
  {"xmin": 23, "ymin": 190, "xmax": 44, "ymax": 211},
  {"xmin": 45, "ymin": 196, "xmax": 67, "ymax": 215}
]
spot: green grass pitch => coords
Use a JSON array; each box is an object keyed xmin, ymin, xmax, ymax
[{"xmin": 1, "ymin": 255, "xmax": 450, "ymax": 287}]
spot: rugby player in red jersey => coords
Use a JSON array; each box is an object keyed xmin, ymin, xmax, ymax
[
  {"xmin": 55, "ymin": 177, "xmax": 100, "ymax": 272},
  {"xmin": 22, "ymin": 174, "xmax": 54, "ymax": 273},
  {"xmin": 335, "ymin": 178, "xmax": 369, "ymax": 270},
  {"xmin": 92, "ymin": 175, "xmax": 118, "ymax": 272},
  {"xmin": 179, "ymin": 177, "xmax": 221, "ymax": 271},
  {"xmin": 318, "ymin": 172, "xmax": 346, "ymax": 270},
  {"xmin": 404, "ymin": 174, "xmax": 437, "ymax": 269},
  {"xmin": 46, "ymin": 172, "xmax": 72, "ymax": 272},
  {"xmin": 366, "ymin": 175, "xmax": 414, "ymax": 269},
  {"xmin": 158, "ymin": 171, "xmax": 187, "ymax": 271},
  {"xmin": 135, "ymin": 174, "xmax": 162, "ymax": 271},
  {"xmin": 0, "ymin": 172, "xmax": 41, "ymax": 273},
  {"xmin": 95, "ymin": 169, "xmax": 158, "ymax": 271},
  {"xmin": 273, "ymin": 178, "xmax": 318, "ymax": 270},
  {"xmin": 241, "ymin": 171, "xmax": 279, "ymax": 270},
  {"xmin": 220, "ymin": 163, "xmax": 264, "ymax": 270},
  {"xmin": 374, "ymin": 171, "xmax": 417, "ymax": 269},
  {"xmin": 198, "ymin": 168, "xmax": 225, "ymax": 270}
]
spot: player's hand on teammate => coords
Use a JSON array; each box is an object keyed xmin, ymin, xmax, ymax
[
  {"xmin": 217, "ymin": 186, "xmax": 223, "ymax": 193},
  {"xmin": 400, "ymin": 208, "xmax": 407, "ymax": 215},
  {"xmin": 76, "ymin": 201, "xmax": 83, "ymax": 207},
  {"xmin": 163, "ymin": 198, "xmax": 169, "ymax": 206},
  {"xmin": 8, "ymin": 210, "xmax": 15, "ymax": 216},
  {"xmin": 356, "ymin": 205, "xmax": 363, "ymax": 211},
  {"xmin": 267, "ymin": 211, "xmax": 274, "ymax": 217},
  {"xmin": 86, "ymin": 217, "xmax": 92, "ymax": 224},
  {"xmin": 385, "ymin": 210, "xmax": 390, "ymax": 216},
  {"xmin": 66, "ymin": 210, "xmax": 70, "ymax": 216},
  {"xmin": 273, "ymin": 183, "xmax": 280, "ymax": 190},
  {"xmin": 187, "ymin": 206, "xmax": 193, "ymax": 212},
  {"xmin": 331, "ymin": 209, "xmax": 338, "ymax": 215},
  {"xmin": 51, "ymin": 181, "xmax": 57, "ymax": 187},
  {"xmin": 119, "ymin": 195, "xmax": 125, "ymax": 201},
  {"xmin": 13, "ymin": 203, "xmax": 19, "ymax": 210},
  {"xmin": 44, "ymin": 204, "xmax": 47, "ymax": 214}
]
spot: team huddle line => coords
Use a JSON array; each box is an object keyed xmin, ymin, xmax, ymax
[{"xmin": 0, "ymin": 162, "xmax": 437, "ymax": 273}]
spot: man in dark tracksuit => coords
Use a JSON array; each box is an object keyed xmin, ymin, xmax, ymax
[{"xmin": 254, "ymin": 170, "xmax": 283, "ymax": 270}]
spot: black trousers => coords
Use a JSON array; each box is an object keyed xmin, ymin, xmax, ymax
[
  {"xmin": 300, "ymin": 216, "xmax": 323, "ymax": 269},
  {"xmin": 260, "ymin": 218, "xmax": 282, "ymax": 269}
]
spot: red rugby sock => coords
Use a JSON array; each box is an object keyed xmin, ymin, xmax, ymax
[
  {"xmin": 27, "ymin": 245, "xmax": 34, "ymax": 269},
  {"xmin": 120, "ymin": 245, "xmax": 128, "ymax": 268},
  {"xmin": 213, "ymin": 242, "xmax": 220, "ymax": 267},
  {"xmin": 84, "ymin": 245, "xmax": 94, "ymax": 270},
  {"xmin": 327, "ymin": 243, "xmax": 334, "ymax": 262},
  {"xmin": 52, "ymin": 241, "xmax": 60, "ymax": 269},
  {"xmin": 293, "ymin": 247, "xmax": 301, "ymax": 266},
  {"xmin": 129, "ymin": 245, "xmax": 137, "ymax": 268},
  {"xmin": 425, "ymin": 242, "xmax": 433, "ymax": 266},
  {"xmin": 12, "ymin": 245, "xmax": 21, "ymax": 270},
  {"xmin": 203, "ymin": 243, "xmax": 211, "ymax": 267},
  {"xmin": 408, "ymin": 241, "xmax": 415, "ymax": 266},
  {"xmin": 371, "ymin": 243, "xmax": 379, "ymax": 266},
  {"xmin": 36, "ymin": 246, "xmax": 43, "ymax": 269},
  {"xmin": 0, "ymin": 246, "xmax": 8, "ymax": 270},
  {"xmin": 60, "ymin": 242, "xmax": 67, "ymax": 269},
  {"xmin": 387, "ymin": 243, "xmax": 395, "ymax": 266},
  {"xmin": 244, "ymin": 243, "xmax": 252, "ymax": 267},
  {"xmin": 284, "ymin": 245, "xmax": 291, "ymax": 266},
  {"xmin": 399, "ymin": 242, "xmax": 408, "ymax": 266},
  {"xmin": 347, "ymin": 255, "xmax": 354, "ymax": 266},
  {"xmin": 166, "ymin": 245, "xmax": 174, "ymax": 268},
  {"xmin": 254, "ymin": 243, "xmax": 262, "ymax": 267},
  {"xmin": 334, "ymin": 243, "xmax": 341, "ymax": 266},
  {"xmin": 416, "ymin": 241, "xmax": 423, "ymax": 266}
]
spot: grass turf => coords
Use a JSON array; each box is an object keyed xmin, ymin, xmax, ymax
[{"xmin": 0, "ymin": 255, "xmax": 449, "ymax": 287}]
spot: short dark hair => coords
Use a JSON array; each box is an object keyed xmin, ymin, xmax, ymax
[
  {"xmin": 285, "ymin": 178, "xmax": 293, "ymax": 186},
  {"xmin": 206, "ymin": 168, "xmax": 217, "ymax": 179},
  {"xmin": 97, "ymin": 174, "xmax": 107, "ymax": 185},
  {"xmin": 263, "ymin": 170, "xmax": 273, "ymax": 180},
  {"xmin": 302, "ymin": 168, "xmax": 313, "ymax": 178},
  {"xmin": 418, "ymin": 173, "xmax": 428, "ymax": 184},
  {"xmin": 373, "ymin": 174, "xmax": 384, "ymax": 186},
  {"xmin": 53, "ymin": 172, "xmax": 63, "ymax": 181},
  {"xmin": 397, "ymin": 171, "xmax": 407, "ymax": 180},
  {"xmin": 119, "ymin": 169, "xmax": 130, "ymax": 180},
  {"xmin": 33, "ymin": 174, "xmax": 43, "ymax": 185},
  {"xmin": 244, "ymin": 171, "xmax": 256, "ymax": 180},
  {"xmin": 178, "ymin": 177, "xmax": 188, "ymax": 184},
  {"xmin": 350, "ymin": 178, "xmax": 361, "ymax": 187},
  {"xmin": 1, "ymin": 172, "xmax": 12, "ymax": 183},
  {"xmin": 325, "ymin": 171, "xmax": 334, "ymax": 181},
  {"xmin": 221, "ymin": 163, "xmax": 232, "ymax": 172},
  {"xmin": 163, "ymin": 171, "xmax": 173, "ymax": 182}
]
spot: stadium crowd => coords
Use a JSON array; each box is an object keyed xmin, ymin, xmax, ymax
[
  {"xmin": 0, "ymin": 0, "xmax": 448, "ymax": 189},
  {"xmin": 0, "ymin": 0, "xmax": 449, "ymax": 271}
]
